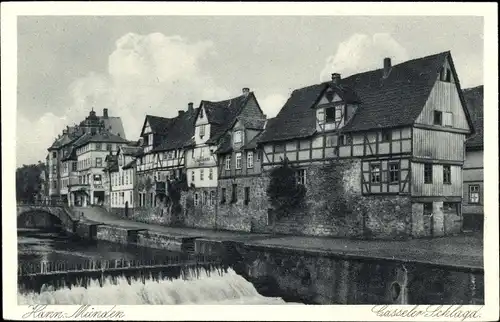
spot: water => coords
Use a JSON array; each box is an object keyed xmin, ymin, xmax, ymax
[{"xmin": 17, "ymin": 228, "xmax": 286, "ymax": 305}]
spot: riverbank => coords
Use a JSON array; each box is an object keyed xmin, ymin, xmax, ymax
[
  {"xmin": 71, "ymin": 206, "xmax": 484, "ymax": 304},
  {"xmin": 75, "ymin": 206, "xmax": 483, "ymax": 270}
]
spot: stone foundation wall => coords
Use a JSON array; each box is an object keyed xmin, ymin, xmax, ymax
[
  {"xmin": 96, "ymin": 225, "xmax": 129, "ymax": 244},
  {"xmin": 216, "ymin": 176, "xmax": 270, "ymax": 232},
  {"xmin": 239, "ymin": 247, "xmax": 484, "ymax": 304},
  {"xmin": 136, "ymin": 230, "xmax": 183, "ymax": 252},
  {"xmin": 269, "ymin": 160, "xmax": 412, "ymax": 239},
  {"xmin": 180, "ymin": 188, "xmax": 217, "ymax": 229}
]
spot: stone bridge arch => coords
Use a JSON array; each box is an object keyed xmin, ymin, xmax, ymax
[{"xmin": 16, "ymin": 205, "xmax": 79, "ymax": 233}]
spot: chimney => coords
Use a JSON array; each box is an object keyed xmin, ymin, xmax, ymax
[
  {"xmin": 383, "ymin": 57, "xmax": 392, "ymax": 78},
  {"xmin": 242, "ymin": 87, "xmax": 250, "ymax": 96},
  {"xmin": 103, "ymin": 108, "xmax": 109, "ymax": 118},
  {"xmin": 178, "ymin": 110, "xmax": 185, "ymax": 117},
  {"xmin": 62, "ymin": 129, "xmax": 67, "ymax": 135},
  {"xmin": 331, "ymin": 73, "xmax": 341, "ymax": 84},
  {"xmin": 188, "ymin": 102, "xmax": 194, "ymax": 113}
]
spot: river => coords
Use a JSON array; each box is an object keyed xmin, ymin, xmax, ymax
[{"xmin": 17, "ymin": 228, "xmax": 287, "ymax": 305}]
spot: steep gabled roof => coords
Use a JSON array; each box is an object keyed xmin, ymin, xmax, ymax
[
  {"xmin": 73, "ymin": 131, "xmax": 128, "ymax": 148},
  {"xmin": 140, "ymin": 115, "xmax": 177, "ymax": 136},
  {"xmin": 258, "ymin": 51, "xmax": 467, "ymax": 143},
  {"xmin": 196, "ymin": 93, "xmax": 255, "ymax": 144},
  {"xmin": 463, "ymin": 85, "xmax": 484, "ymax": 150},
  {"xmin": 153, "ymin": 108, "xmax": 199, "ymax": 152}
]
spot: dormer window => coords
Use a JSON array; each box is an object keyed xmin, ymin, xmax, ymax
[
  {"xmin": 325, "ymin": 106, "xmax": 343, "ymax": 123},
  {"xmin": 234, "ymin": 130, "xmax": 243, "ymax": 144}
]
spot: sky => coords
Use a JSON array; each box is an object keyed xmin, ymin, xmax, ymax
[{"xmin": 16, "ymin": 16, "xmax": 484, "ymax": 166}]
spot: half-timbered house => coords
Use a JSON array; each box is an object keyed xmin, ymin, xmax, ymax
[
  {"xmin": 135, "ymin": 115, "xmax": 177, "ymax": 208},
  {"xmin": 183, "ymin": 88, "xmax": 264, "ymax": 229},
  {"xmin": 257, "ymin": 51, "xmax": 474, "ymax": 239},
  {"xmin": 462, "ymin": 85, "xmax": 484, "ymax": 232}
]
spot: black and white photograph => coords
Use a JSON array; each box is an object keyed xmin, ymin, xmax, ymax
[{"xmin": 2, "ymin": 2, "xmax": 498, "ymax": 321}]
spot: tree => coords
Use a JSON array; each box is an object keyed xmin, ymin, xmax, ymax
[
  {"xmin": 266, "ymin": 158, "xmax": 306, "ymax": 233},
  {"xmin": 16, "ymin": 162, "xmax": 45, "ymax": 202},
  {"xmin": 165, "ymin": 172, "xmax": 188, "ymax": 226}
]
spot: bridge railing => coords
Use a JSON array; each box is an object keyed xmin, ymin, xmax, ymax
[
  {"xmin": 17, "ymin": 199, "xmax": 66, "ymax": 207},
  {"xmin": 18, "ymin": 254, "xmax": 222, "ymax": 276}
]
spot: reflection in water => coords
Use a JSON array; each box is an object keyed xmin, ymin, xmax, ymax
[
  {"xmin": 18, "ymin": 268, "xmax": 287, "ymax": 305},
  {"xmin": 17, "ymin": 228, "xmax": 287, "ymax": 304}
]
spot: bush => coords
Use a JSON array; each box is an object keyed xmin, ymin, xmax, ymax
[{"xmin": 266, "ymin": 158, "xmax": 306, "ymax": 221}]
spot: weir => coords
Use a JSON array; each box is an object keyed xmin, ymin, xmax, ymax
[
  {"xmin": 18, "ymin": 256, "xmax": 225, "ymax": 293},
  {"xmin": 18, "ymin": 268, "xmax": 288, "ymax": 305}
]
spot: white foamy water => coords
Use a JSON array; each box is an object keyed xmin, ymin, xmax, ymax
[{"xmin": 18, "ymin": 268, "xmax": 287, "ymax": 305}]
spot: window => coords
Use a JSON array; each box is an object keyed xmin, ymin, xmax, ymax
[
  {"xmin": 235, "ymin": 152, "xmax": 242, "ymax": 169},
  {"xmin": 370, "ymin": 164, "xmax": 381, "ymax": 183},
  {"xmin": 194, "ymin": 193, "xmax": 199, "ymax": 206},
  {"xmin": 234, "ymin": 130, "xmax": 243, "ymax": 144},
  {"xmin": 433, "ymin": 111, "xmax": 442, "ymax": 125},
  {"xmin": 72, "ymin": 162, "xmax": 77, "ymax": 172},
  {"xmin": 469, "ymin": 185, "xmax": 480, "ymax": 204},
  {"xmin": 151, "ymin": 193, "xmax": 154, "ymax": 207},
  {"xmin": 443, "ymin": 165, "xmax": 451, "ymax": 185},
  {"xmin": 209, "ymin": 168, "xmax": 213, "ymax": 180},
  {"xmin": 120, "ymin": 192, "xmax": 124, "ymax": 205},
  {"xmin": 106, "ymin": 144, "xmax": 112, "ymax": 151},
  {"xmin": 231, "ymin": 184, "xmax": 237, "ymax": 203},
  {"xmin": 52, "ymin": 165, "xmax": 57, "ymax": 174},
  {"xmin": 381, "ymin": 130, "xmax": 391, "ymax": 142},
  {"xmin": 244, "ymin": 187, "xmax": 250, "ymax": 205},
  {"xmin": 325, "ymin": 107, "xmax": 335, "ymax": 122},
  {"xmin": 221, "ymin": 188, "xmax": 226, "ymax": 203},
  {"xmin": 203, "ymin": 191, "xmax": 208, "ymax": 205},
  {"xmin": 200, "ymin": 169, "xmax": 204, "ymax": 181},
  {"xmin": 339, "ymin": 135, "xmax": 345, "ymax": 146},
  {"xmin": 326, "ymin": 135, "xmax": 337, "ymax": 147},
  {"xmin": 389, "ymin": 163, "xmax": 400, "ymax": 183},
  {"xmin": 191, "ymin": 171, "xmax": 195, "ymax": 183},
  {"xmin": 247, "ymin": 152, "xmax": 254, "ymax": 168},
  {"xmin": 424, "ymin": 163, "xmax": 433, "ymax": 184},
  {"xmin": 199, "ymin": 124, "xmax": 206, "ymax": 137},
  {"xmin": 225, "ymin": 155, "xmax": 231, "ymax": 170},
  {"xmin": 296, "ymin": 169, "xmax": 306, "ymax": 185},
  {"xmin": 96, "ymin": 157, "xmax": 102, "ymax": 167},
  {"xmin": 210, "ymin": 191, "xmax": 215, "ymax": 205},
  {"xmin": 96, "ymin": 143, "xmax": 102, "ymax": 150}
]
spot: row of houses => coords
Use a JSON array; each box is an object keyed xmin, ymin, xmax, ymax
[{"xmin": 44, "ymin": 51, "xmax": 484, "ymax": 239}]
